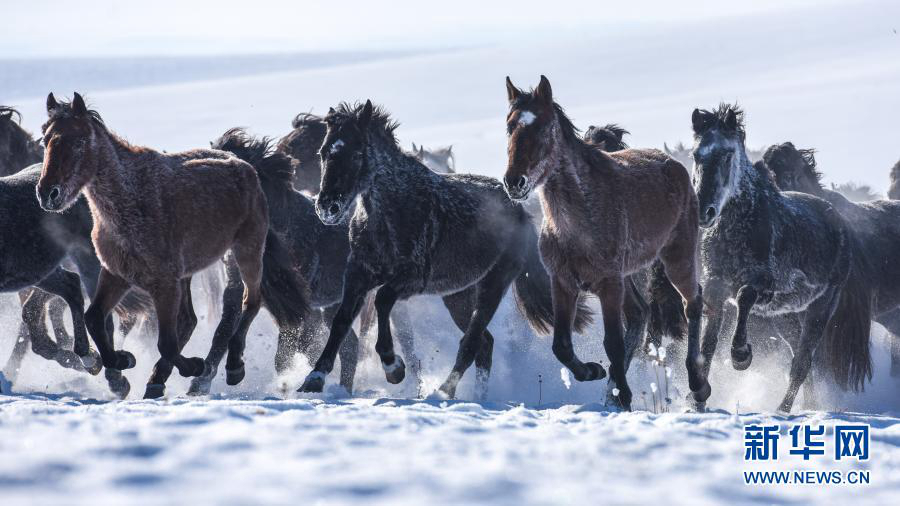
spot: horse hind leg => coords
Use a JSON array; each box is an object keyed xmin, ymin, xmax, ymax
[
  {"xmin": 188, "ymin": 255, "xmax": 243, "ymax": 396},
  {"xmin": 438, "ymin": 260, "xmax": 516, "ymax": 400},
  {"xmin": 390, "ymin": 301, "xmax": 422, "ymax": 396},
  {"xmin": 778, "ymin": 288, "xmax": 840, "ymax": 413},
  {"xmin": 658, "ymin": 239, "xmax": 706, "ymax": 409},
  {"xmin": 144, "ymin": 278, "xmax": 197, "ymax": 399},
  {"xmin": 224, "ymin": 236, "xmax": 265, "ymax": 386}
]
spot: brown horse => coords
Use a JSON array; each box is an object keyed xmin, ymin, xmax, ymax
[
  {"xmin": 502, "ymin": 76, "xmax": 704, "ymax": 410},
  {"xmin": 37, "ymin": 93, "xmax": 309, "ymax": 394}
]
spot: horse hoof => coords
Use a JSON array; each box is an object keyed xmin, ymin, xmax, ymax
[
  {"xmin": 298, "ymin": 372, "xmax": 325, "ymax": 393},
  {"xmin": 692, "ymin": 380, "xmax": 712, "ymax": 403},
  {"xmin": 108, "ymin": 375, "xmax": 131, "ymax": 400},
  {"xmin": 143, "ymin": 383, "xmax": 166, "ymax": 399},
  {"xmin": 225, "ymin": 364, "xmax": 245, "ymax": 385},
  {"xmin": 686, "ymin": 391, "xmax": 706, "ymax": 413},
  {"xmin": 585, "ymin": 362, "xmax": 607, "ymax": 381},
  {"xmin": 383, "ymin": 356, "xmax": 406, "ymax": 385},
  {"xmin": 426, "ymin": 389, "xmax": 452, "ymax": 401},
  {"xmin": 178, "ymin": 357, "xmax": 206, "ymax": 378},
  {"xmin": 114, "ymin": 351, "xmax": 137, "ymax": 370},
  {"xmin": 731, "ymin": 343, "xmax": 752, "ymax": 371},
  {"xmin": 81, "ymin": 351, "xmax": 102, "ymax": 376},
  {"xmin": 187, "ymin": 376, "xmax": 213, "ymax": 396}
]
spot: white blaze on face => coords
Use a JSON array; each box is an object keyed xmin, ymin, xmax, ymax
[
  {"xmin": 329, "ymin": 139, "xmax": 344, "ymax": 155},
  {"xmin": 518, "ymin": 110, "xmax": 536, "ymax": 127}
]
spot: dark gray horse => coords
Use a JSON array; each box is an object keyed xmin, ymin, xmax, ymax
[
  {"xmin": 766, "ymin": 142, "xmax": 900, "ymax": 378},
  {"xmin": 687, "ymin": 104, "xmax": 871, "ymax": 412},
  {"xmin": 298, "ymin": 101, "xmax": 591, "ymax": 399},
  {"xmin": 189, "ymin": 128, "xmax": 424, "ymax": 395}
]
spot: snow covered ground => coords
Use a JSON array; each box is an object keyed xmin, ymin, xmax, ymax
[
  {"xmin": 2, "ymin": 1, "xmax": 900, "ymax": 504},
  {"xmin": 0, "ymin": 395, "xmax": 897, "ymax": 505}
]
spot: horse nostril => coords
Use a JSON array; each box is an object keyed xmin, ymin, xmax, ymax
[
  {"xmin": 48, "ymin": 186, "xmax": 61, "ymax": 202},
  {"xmin": 516, "ymin": 175, "xmax": 529, "ymax": 189},
  {"xmin": 704, "ymin": 206, "xmax": 716, "ymax": 222},
  {"xmin": 328, "ymin": 203, "xmax": 340, "ymax": 216}
]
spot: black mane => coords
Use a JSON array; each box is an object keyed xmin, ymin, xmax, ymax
[
  {"xmin": 291, "ymin": 112, "xmax": 323, "ymax": 130},
  {"xmin": 330, "ymin": 102, "xmax": 400, "ymax": 146},
  {"xmin": 211, "ymin": 127, "xmax": 294, "ymax": 185},
  {"xmin": 764, "ymin": 142, "xmax": 824, "ymax": 186},
  {"xmin": 0, "ymin": 106, "xmax": 22, "ymax": 124},
  {"xmin": 583, "ymin": 123, "xmax": 630, "ymax": 150},
  {"xmin": 694, "ymin": 103, "xmax": 746, "ymax": 141}
]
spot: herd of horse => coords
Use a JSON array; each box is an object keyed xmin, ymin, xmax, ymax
[{"xmin": 1, "ymin": 76, "xmax": 898, "ymax": 413}]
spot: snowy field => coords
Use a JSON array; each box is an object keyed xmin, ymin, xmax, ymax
[
  {"xmin": 2, "ymin": 1, "xmax": 900, "ymax": 504},
  {"xmin": 1, "ymin": 396, "xmax": 898, "ymax": 506}
]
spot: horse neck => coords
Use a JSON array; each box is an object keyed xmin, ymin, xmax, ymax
[
  {"xmin": 539, "ymin": 132, "xmax": 611, "ymax": 227},
  {"xmin": 82, "ymin": 129, "xmax": 146, "ymax": 228},
  {"xmin": 362, "ymin": 137, "xmax": 435, "ymax": 217},
  {"xmin": 720, "ymin": 149, "xmax": 778, "ymax": 220}
]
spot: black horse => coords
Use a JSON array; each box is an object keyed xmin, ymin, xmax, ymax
[
  {"xmin": 297, "ymin": 101, "xmax": 591, "ymax": 399},
  {"xmin": 687, "ymin": 104, "xmax": 871, "ymax": 412},
  {"xmin": 0, "ymin": 165, "xmax": 136, "ymax": 396},
  {"xmin": 766, "ymin": 142, "xmax": 900, "ymax": 378},
  {"xmin": 188, "ymin": 128, "xmax": 423, "ymax": 395}
]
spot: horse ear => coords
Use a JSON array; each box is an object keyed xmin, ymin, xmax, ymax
[
  {"xmin": 72, "ymin": 92, "xmax": 87, "ymax": 116},
  {"xmin": 724, "ymin": 108, "xmax": 737, "ymax": 131},
  {"xmin": 359, "ymin": 100, "xmax": 373, "ymax": 128},
  {"xmin": 411, "ymin": 142, "xmax": 418, "ymax": 151},
  {"xmin": 46, "ymin": 93, "xmax": 58, "ymax": 114},
  {"xmin": 506, "ymin": 76, "xmax": 521, "ymax": 103},
  {"xmin": 691, "ymin": 108, "xmax": 708, "ymax": 133},
  {"xmin": 535, "ymin": 75, "xmax": 553, "ymax": 104},
  {"xmin": 328, "ymin": 107, "xmax": 336, "ymax": 115}
]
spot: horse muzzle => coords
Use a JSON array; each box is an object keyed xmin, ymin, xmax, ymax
[
  {"xmin": 503, "ymin": 174, "xmax": 532, "ymax": 202},
  {"xmin": 316, "ymin": 199, "xmax": 345, "ymax": 225},
  {"xmin": 699, "ymin": 205, "xmax": 719, "ymax": 228},
  {"xmin": 37, "ymin": 184, "xmax": 66, "ymax": 212}
]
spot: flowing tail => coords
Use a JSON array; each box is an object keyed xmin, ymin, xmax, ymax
[
  {"xmin": 513, "ymin": 225, "xmax": 593, "ymax": 334},
  {"xmin": 822, "ymin": 237, "xmax": 873, "ymax": 391},
  {"xmin": 260, "ymin": 232, "xmax": 311, "ymax": 328},
  {"xmin": 211, "ymin": 127, "xmax": 310, "ymax": 328},
  {"xmin": 646, "ymin": 260, "xmax": 688, "ymax": 344}
]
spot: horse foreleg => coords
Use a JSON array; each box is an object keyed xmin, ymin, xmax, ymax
[
  {"xmin": 373, "ymin": 285, "xmax": 405, "ymax": 385},
  {"xmin": 730, "ymin": 285, "xmax": 758, "ymax": 371},
  {"xmin": 595, "ymin": 277, "xmax": 632, "ymax": 411},
  {"xmin": 150, "ymin": 280, "xmax": 205, "ymax": 379},
  {"xmin": 48, "ymin": 297, "xmax": 72, "ymax": 350},
  {"xmin": 85, "ymin": 268, "xmax": 135, "ymax": 371},
  {"xmin": 36, "ymin": 269, "xmax": 101, "ymax": 375},
  {"xmin": 550, "ymin": 276, "xmax": 606, "ymax": 384},
  {"xmin": 298, "ymin": 263, "xmax": 373, "ymax": 393}
]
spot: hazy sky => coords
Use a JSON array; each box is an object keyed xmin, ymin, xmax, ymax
[{"xmin": 2, "ymin": 0, "xmax": 851, "ymax": 57}]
